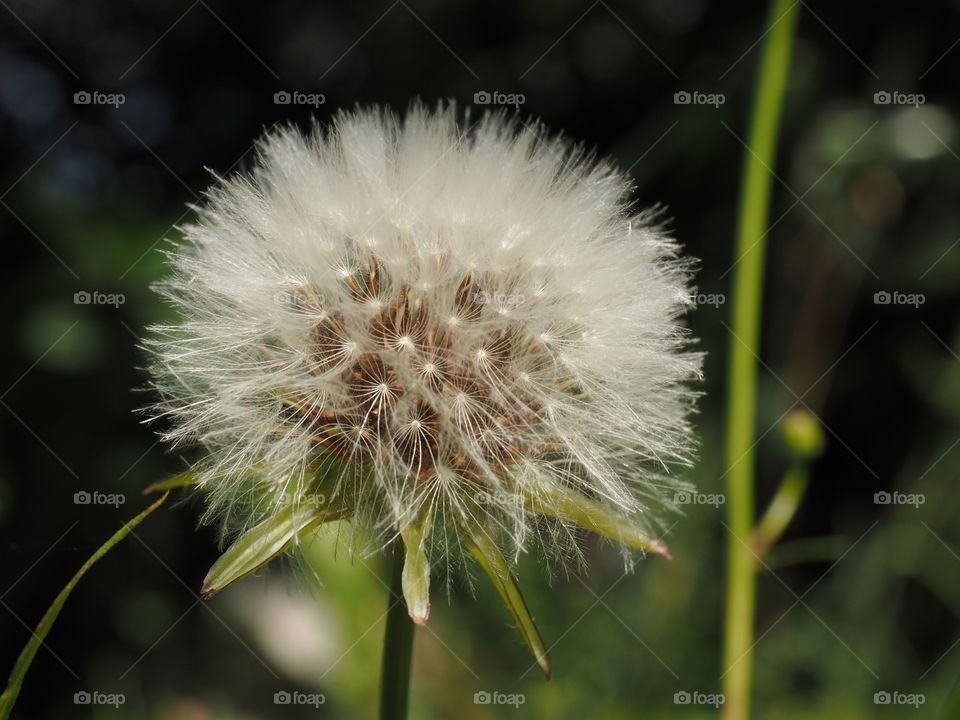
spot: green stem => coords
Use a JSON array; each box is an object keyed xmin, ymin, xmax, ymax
[
  {"xmin": 379, "ymin": 543, "xmax": 415, "ymax": 720},
  {"xmin": 722, "ymin": 1, "xmax": 800, "ymax": 719},
  {"xmin": 750, "ymin": 464, "xmax": 810, "ymax": 563},
  {"xmin": 0, "ymin": 493, "xmax": 169, "ymax": 719}
]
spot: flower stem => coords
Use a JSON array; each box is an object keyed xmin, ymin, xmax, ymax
[
  {"xmin": 750, "ymin": 464, "xmax": 810, "ymax": 563},
  {"xmin": 379, "ymin": 543, "xmax": 415, "ymax": 720},
  {"xmin": 721, "ymin": 1, "xmax": 800, "ymax": 718}
]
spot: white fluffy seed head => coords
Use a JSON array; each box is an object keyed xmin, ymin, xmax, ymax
[{"xmin": 144, "ymin": 103, "xmax": 702, "ymax": 570}]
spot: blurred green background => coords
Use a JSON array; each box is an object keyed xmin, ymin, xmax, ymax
[{"xmin": 1, "ymin": 1, "xmax": 958, "ymax": 717}]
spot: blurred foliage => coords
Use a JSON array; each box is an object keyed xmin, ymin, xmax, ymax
[{"xmin": 1, "ymin": 0, "xmax": 959, "ymax": 718}]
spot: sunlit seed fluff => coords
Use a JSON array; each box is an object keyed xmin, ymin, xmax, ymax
[{"xmin": 144, "ymin": 102, "xmax": 702, "ymax": 578}]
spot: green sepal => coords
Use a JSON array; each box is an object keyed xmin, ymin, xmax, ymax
[
  {"xmin": 143, "ymin": 472, "xmax": 199, "ymax": 495},
  {"xmin": 399, "ymin": 511, "xmax": 433, "ymax": 625},
  {"xmin": 201, "ymin": 503, "xmax": 350, "ymax": 598},
  {"xmin": 462, "ymin": 525, "xmax": 552, "ymax": 679},
  {"xmin": 526, "ymin": 485, "xmax": 672, "ymax": 559}
]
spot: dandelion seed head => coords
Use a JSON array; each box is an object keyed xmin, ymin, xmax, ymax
[{"xmin": 144, "ymin": 102, "xmax": 702, "ymax": 571}]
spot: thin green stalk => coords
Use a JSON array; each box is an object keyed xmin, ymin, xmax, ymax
[
  {"xmin": 0, "ymin": 493, "xmax": 169, "ymax": 720},
  {"xmin": 750, "ymin": 464, "xmax": 809, "ymax": 562},
  {"xmin": 379, "ymin": 544, "xmax": 415, "ymax": 720},
  {"xmin": 722, "ymin": 1, "xmax": 800, "ymax": 719}
]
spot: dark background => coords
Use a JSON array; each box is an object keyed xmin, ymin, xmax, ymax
[{"xmin": 2, "ymin": 1, "xmax": 959, "ymax": 718}]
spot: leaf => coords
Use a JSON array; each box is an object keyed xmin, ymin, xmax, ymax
[
  {"xmin": 399, "ymin": 511, "xmax": 432, "ymax": 625},
  {"xmin": 0, "ymin": 493, "xmax": 169, "ymax": 720},
  {"xmin": 526, "ymin": 486, "xmax": 672, "ymax": 559},
  {"xmin": 201, "ymin": 504, "xmax": 350, "ymax": 599},
  {"xmin": 463, "ymin": 525, "xmax": 552, "ymax": 679},
  {"xmin": 143, "ymin": 472, "xmax": 199, "ymax": 495}
]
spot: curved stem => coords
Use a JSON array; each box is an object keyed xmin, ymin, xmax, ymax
[
  {"xmin": 750, "ymin": 464, "xmax": 810, "ymax": 563},
  {"xmin": 379, "ymin": 543, "xmax": 415, "ymax": 720},
  {"xmin": 721, "ymin": 1, "xmax": 800, "ymax": 718},
  {"xmin": 0, "ymin": 493, "xmax": 169, "ymax": 720}
]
